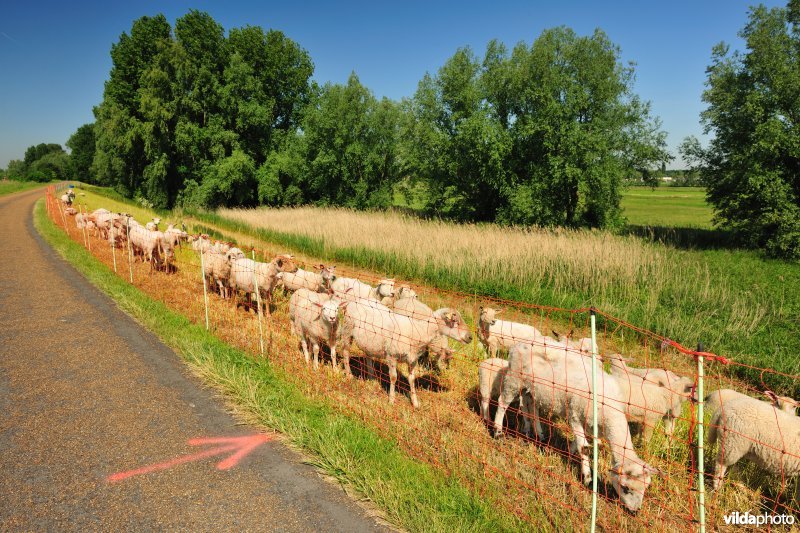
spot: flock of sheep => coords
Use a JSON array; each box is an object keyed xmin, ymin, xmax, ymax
[{"xmin": 63, "ymin": 201, "xmax": 800, "ymax": 515}]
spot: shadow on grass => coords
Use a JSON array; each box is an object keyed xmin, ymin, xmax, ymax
[{"xmin": 622, "ymin": 225, "xmax": 740, "ymax": 251}]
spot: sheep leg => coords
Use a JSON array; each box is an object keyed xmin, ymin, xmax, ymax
[
  {"xmin": 330, "ymin": 345, "xmax": 339, "ymax": 373},
  {"xmin": 387, "ymin": 356, "xmax": 397, "ymax": 405},
  {"xmin": 641, "ymin": 416, "xmax": 657, "ymax": 441},
  {"xmin": 492, "ymin": 385, "xmax": 519, "ymax": 438},
  {"xmin": 312, "ymin": 343, "xmax": 320, "ymax": 370},
  {"xmin": 408, "ymin": 360, "xmax": 419, "ymax": 408},
  {"xmin": 342, "ymin": 346, "xmax": 352, "ymax": 377},
  {"xmin": 520, "ymin": 391, "xmax": 543, "ymax": 439},
  {"xmin": 480, "ymin": 393, "xmax": 491, "ymax": 423},
  {"xmin": 300, "ymin": 337, "xmax": 311, "ymax": 366},
  {"xmin": 366, "ymin": 358, "xmax": 376, "ymax": 380},
  {"xmin": 712, "ymin": 441, "xmax": 745, "ymax": 490},
  {"xmin": 570, "ymin": 420, "xmax": 592, "ymax": 485}
]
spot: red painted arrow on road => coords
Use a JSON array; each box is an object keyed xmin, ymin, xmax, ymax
[{"xmin": 107, "ymin": 433, "xmax": 273, "ymax": 483}]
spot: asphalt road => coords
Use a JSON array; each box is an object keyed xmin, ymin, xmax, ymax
[{"xmin": 0, "ymin": 187, "xmax": 386, "ymax": 532}]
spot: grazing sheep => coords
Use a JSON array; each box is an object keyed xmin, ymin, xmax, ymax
[
  {"xmin": 610, "ymin": 363, "xmax": 695, "ymax": 439},
  {"xmin": 478, "ymin": 357, "xmax": 511, "ymax": 425},
  {"xmin": 708, "ymin": 395, "xmax": 800, "ymax": 490},
  {"xmin": 341, "ymin": 299, "xmax": 472, "ymax": 407},
  {"xmin": 289, "ymin": 289, "xmax": 349, "ymax": 370},
  {"xmin": 477, "ymin": 306, "xmax": 545, "ymax": 358},
  {"xmin": 230, "ymin": 254, "xmax": 298, "ymax": 315},
  {"xmin": 494, "ymin": 342, "xmax": 661, "ymax": 513},
  {"xmin": 280, "ymin": 264, "xmax": 335, "ymax": 293}
]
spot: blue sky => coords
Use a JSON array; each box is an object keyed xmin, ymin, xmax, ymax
[{"xmin": 0, "ymin": 0, "xmax": 786, "ymax": 169}]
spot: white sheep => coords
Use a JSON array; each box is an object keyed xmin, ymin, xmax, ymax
[
  {"xmin": 190, "ymin": 234, "xmax": 212, "ymax": 253},
  {"xmin": 493, "ymin": 342, "xmax": 661, "ymax": 513},
  {"xmin": 144, "ymin": 217, "xmax": 161, "ymax": 231},
  {"xmin": 289, "ymin": 288, "xmax": 349, "ymax": 370},
  {"xmin": 708, "ymin": 394, "xmax": 800, "ymax": 490},
  {"xmin": 392, "ymin": 296, "xmax": 458, "ymax": 372},
  {"xmin": 478, "ymin": 357, "xmax": 511, "ymax": 424},
  {"xmin": 609, "ymin": 363, "xmax": 695, "ymax": 439},
  {"xmin": 341, "ymin": 299, "xmax": 472, "ymax": 407},
  {"xmin": 230, "ymin": 254, "xmax": 298, "ymax": 316},
  {"xmin": 164, "ymin": 224, "xmax": 188, "ymax": 249},
  {"xmin": 477, "ymin": 306, "xmax": 545, "ymax": 358},
  {"xmin": 279, "ymin": 264, "xmax": 336, "ymax": 293},
  {"xmin": 203, "ymin": 248, "xmax": 244, "ymax": 298},
  {"xmin": 331, "ymin": 276, "xmax": 395, "ymax": 304}
]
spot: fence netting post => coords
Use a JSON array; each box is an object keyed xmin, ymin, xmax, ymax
[
  {"xmin": 199, "ymin": 247, "xmax": 210, "ymax": 330},
  {"xmin": 590, "ymin": 308, "xmax": 599, "ymax": 533},
  {"xmin": 697, "ymin": 342, "xmax": 706, "ymax": 533}
]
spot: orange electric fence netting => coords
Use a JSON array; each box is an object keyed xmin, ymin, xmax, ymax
[{"xmin": 45, "ymin": 186, "xmax": 800, "ymax": 531}]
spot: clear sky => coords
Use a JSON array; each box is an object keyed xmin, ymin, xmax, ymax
[{"xmin": 0, "ymin": 0, "xmax": 786, "ymax": 170}]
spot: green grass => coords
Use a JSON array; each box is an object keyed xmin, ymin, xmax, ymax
[
  {"xmin": 0, "ymin": 180, "xmax": 50, "ymax": 196},
  {"xmin": 33, "ymin": 198, "xmax": 524, "ymax": 533},
  {"xmin": 621, "ymin": 186, "xmax": 713, "ymax": 228}
]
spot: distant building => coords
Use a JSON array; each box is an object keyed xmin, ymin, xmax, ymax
[{"xmin": 660, "ymin": 176, "xmax": 674, "ymax": 182}]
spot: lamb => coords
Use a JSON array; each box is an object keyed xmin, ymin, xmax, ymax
[
  {"xmin": 609, "ymin": 363, "xmax": 695, "ymax": 439},
  {"xmin": 493, "ymin": 342, "xmax": 661, "ymax": 513},
  {"xmin": 279, "ymin": 264, "xmax": 336, "ymax": 293},
  {"xmin": 478, "ymin": 357, "xmax": 511, "ymax": 424},
  {"xmin": 708, "ymin": 394, "xmax": 800, "ymax": 490},
  {"xmin": 477, "ymin": 306, "xmax": 546, "ymax": 358},
  {"xmin": 341, "ymin": 299, "xmax": 472, "ymax": 407},
  {"xmin": 230, "ymin": 254, "xmax": 298, "ymax": 316},
  {"xmin": 289, "ymin": 289, "xmax": 349, "ymax": 370}
]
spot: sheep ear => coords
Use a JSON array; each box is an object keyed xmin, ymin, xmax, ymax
[
  {"xmin": 764, "ymin": 390, "xmax": 778, "ymax": 402},
  {"xmin": 643, "ymin": 464, "xmax": 663, "ymax": 476},
  {"xmin": 276, "ymin": 258, "xmax": 283, "ymax": 267},
  {"xmin": 312, "ymin": 301, "xmax": 323, "ymax": 308},
  {"xmin": 551, "ymin": 330, "xmax": 561, "ymax": 341},
  {"xmin": 478, "ymin": 306, "xmax": 483, "ymax": 312},
  {"xmin": 495, "ymin": 309, "xmax": 504, "ymax": 315},
  {"xmin": 338, "ymin": 301, "xmax": 348, "ymax": 309}
]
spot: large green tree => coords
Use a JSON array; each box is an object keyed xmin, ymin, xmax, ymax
[
  {"xmin": 66, "ymin": 123, "xmax": 96, "ymax": 182},
  {"xmin": 93, "ymin": 11, "xmax": 313, "ymax": 209},
  {"xmin": 404, "ymin": 28, "xmax": 670, "ymax": 226},
  {"xmin": 693, "ymin": 1, "xmax": 800, "ymax": 258}
]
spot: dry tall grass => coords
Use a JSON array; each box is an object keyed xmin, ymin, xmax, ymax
[{"xmin": 218, "ymin": 206, "xmax": 766, "ymax": 348}]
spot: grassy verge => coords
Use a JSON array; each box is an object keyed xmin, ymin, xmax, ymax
[
  {"xmin": 33, "ymin": 198, "xmax": 522, "ymax": 532},
  {"xmin": 0, "ymin": 180, "xmax": 50, "ymax": 196}
]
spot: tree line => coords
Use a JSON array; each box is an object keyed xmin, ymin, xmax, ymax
[
  {"xmin": 67, "ymin": 10, "xmax": 671, "ymax": 228},
  {"xmin": 5, "ymin": 4, "xmax": 799, "ymax": 258}
]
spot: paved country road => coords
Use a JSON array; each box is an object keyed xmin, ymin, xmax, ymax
[{"xmin": 0, "ymin": 188, "xmax": 386, "ymax": 532}]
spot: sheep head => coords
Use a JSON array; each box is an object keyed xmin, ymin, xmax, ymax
[
  {"xmin": 765, "ymin": 390, "xmax": 799, "ymax": 414},
  {"xmin": 377, "ymin": 279, "xmax": 396, "ymax": 298},
  {"xmin": 397, "ymin": 285, "xmax": 417, "ymax": 300},
  {"xmin": 608, "ymin": 462, "xmax": 660, "ymax": 513},
  {"xmin": 479, "ymin": 306, "xmax": 502, "ymax": 326},
  {"xmin": 434, "ymin": 308, "xmax": 472, "ymax": 344},
  {"xmin": 273, "ymin": 254, "xmax": 299, "ymax": 273}
]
